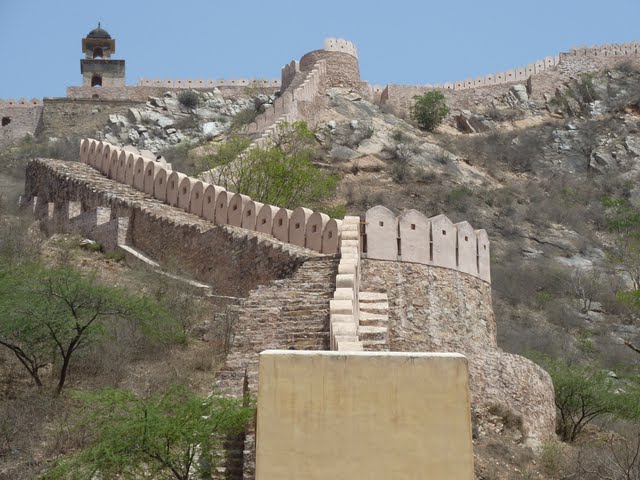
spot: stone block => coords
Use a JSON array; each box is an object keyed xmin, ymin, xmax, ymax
[
  {"xmin": 256, "ymin": 351, "xmax": 474, "ymax": 480},
  {"xmin": 365, "ymin": 206, "xmax": 397, "ymax": 261}
]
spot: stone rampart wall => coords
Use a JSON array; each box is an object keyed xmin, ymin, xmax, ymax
[
  {"xmin": 364, "ymin": 206, "xmax": 490, "ymax": 283},
  {"xmin": 66, "ymin": 84, "xmax": 277, "ymax": 102},
  {"xmin": 79, "ymin": 138, "xmax": 342, "ymax": 255},
  {"xmin": 360, "ymin": 260, "xmax": 556, "ymax": 441},
  {"xmin": 379, "ymin": 41, "xmax": 640, "ymax": 112},
  {"xmin": 247, "ymin": 60, "xmax": 327, "ymax": 136},
  {"xmin": 24, "ymin": 158, "xmax": 316, "ymax": 297},
  {"xmin": 137, "ymin": 78, "xmax": 280, "ymax": 88},
  {"xmin": 0, "ymin": 102, "xmax": 43, "ymax": 147},
  {"xmin": 323, "ymin": 38, "xmax": 358, "ymax": 60},
  {"xmin": 40, "ymin": 98, "xmax": 140, "ymax": 138}
]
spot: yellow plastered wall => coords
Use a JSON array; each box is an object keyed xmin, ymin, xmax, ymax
[{"xmin": 256, "ymin": 351, "xmax": 474, "ymax": 480}]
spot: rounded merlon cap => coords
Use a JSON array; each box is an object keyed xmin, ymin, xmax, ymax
[{"xmin": 87, "ymin": 23, "xmax": 111, "ymax": 39}]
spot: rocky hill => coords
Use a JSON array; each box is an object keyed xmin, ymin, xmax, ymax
[{"xmin": 3, "ymin": 41, "xmax": 640, "ymax": 479}]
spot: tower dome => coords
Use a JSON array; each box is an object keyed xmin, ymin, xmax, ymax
[{"xmin": 87, "ymin": 23, "xmax": 111, "ymax": 39}]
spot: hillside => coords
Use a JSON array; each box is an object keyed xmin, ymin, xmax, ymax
[{"xmin": 2, "ymin": 38, "xmax": 640, "ymax": 479}]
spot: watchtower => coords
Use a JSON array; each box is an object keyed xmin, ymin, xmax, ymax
[{"xmin": 80, "ymin": 24, "xmax": 125, "ymax": 88}]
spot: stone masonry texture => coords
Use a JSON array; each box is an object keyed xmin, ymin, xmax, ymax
[
  {"xmin": 360, "ymin": 259, "xmax": 556, "ymax": 441},
  {"xmin": 25, "ymin": 158, "xmax": 321, "ymax": 297}
]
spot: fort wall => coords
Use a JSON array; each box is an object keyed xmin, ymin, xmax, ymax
[
  {"xmin": 379, "ymin": 41, "xmax": 640, "ymax": 113},
  {"xmin": 0, "ymin": 99, "xmax": 43, "ymax": 147},
  {"xmin": 40, "ymin": 98, "xmax": 140, "ymax": 138},
  {"xmin": 360, "ymin": 260, "xmax": 556, "ymax": 441},
  {"xmin": 24, "ymin": 158, "xmax": 315, "ymax": 297},
  {"xmin": 364, "ymin": 206, "xmax": 490, "ymax": 283}
]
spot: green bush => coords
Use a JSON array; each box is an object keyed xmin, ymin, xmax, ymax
[
  {"xmin": 177, "ymin": 90, "xmax": 201, "ymax": 110},
  {"xmin": 204, "ymin": 121, "xmax": 338, "ymax": 209},
  {"xmin": 410, "ymin": 91, "xmax": 449, "ymax": 131}
]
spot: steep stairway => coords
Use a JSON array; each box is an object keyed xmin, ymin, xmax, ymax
[
  {"xmin": 214, "ymin": 257, "xmax": 338, "ymax": 479},
  {"xmin": 215, "ymin": 257, "xmax": 338, "ymax": 396},
  {"xmin": 358, "ymin": 291, "xmax": 390, "ymax": 351}
]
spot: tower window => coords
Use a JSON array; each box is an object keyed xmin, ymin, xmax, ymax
[
  {"xmin": 91, "ymin": 75, "xmax": 102, "ymax": 87},
  {"xmin": 93, "ymin": 47, "xmax": 104, "ymax": 59},
  {"xmin": 1, "ymin": 117, "xmax": 10, "ymax": 127}
]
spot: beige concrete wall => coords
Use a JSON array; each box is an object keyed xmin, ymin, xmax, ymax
[{"xmin": 256, "ymin": 350, "xmax": 474, "ymax": 480}]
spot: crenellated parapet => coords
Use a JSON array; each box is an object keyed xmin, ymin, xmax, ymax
[
  {"xmin": 78, "ymin": 139, "xmax": 491, "ymax": 284},
  {"xmin": 137, "ymin": 78, "xmax": 280, "ymax": 88},
  {"xmin": 323, "ymin": 38, "xmax": 358, "ymax": 60},
  {"xmin": 79, "ymin": 138, "xmax": 342, "ymax": 255},
  {"xmin": 0, "ymin": 98, "xmax": 43, "ymax": 107},
  {"xmin": 568, "ymin": 42, "xmax": 640, "ymax": 57},
  {"xmin": 363, "ymin": 206, "xmax": 490, "ymax": 283},
  {"xmin": 247, "ymin": 60, "xmax": 327, "ymax": 136}
]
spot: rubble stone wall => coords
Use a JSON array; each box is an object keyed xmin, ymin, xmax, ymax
[
  {"xmin": 360, "ymin": 259, "xmax": 556, "ymax": 441},
  {"xmin": 24, "ymin": 158, "xmax": 317, "ymax": 297},
  {"xmin": 0, "ymin": 100, "xmax": 43, "ymax": 147}
]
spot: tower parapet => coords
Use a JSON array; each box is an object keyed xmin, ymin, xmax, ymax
[{"xmin": 299, "ymin": 38, "xmax": 361, "ymax": 90}]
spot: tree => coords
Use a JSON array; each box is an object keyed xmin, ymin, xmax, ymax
[
  {"xmin": 536, "ymin": 355, "xmax": 622, "ymax": 442},
  {"xmin": 203, "ymin": 121, "xmax": 338, "ymax": 209},
  {"xmin": 0, "ymin": 262, "xmax": 181, "ymax": 393},
  {"xmin": 45, "ymin": 386, "xmax": 254, "ymax": 480},
  {"xmin": 612, "ymin": 237, "xmax": 640, "ymax": 291},
  {"xmin": 410, "ymin": 91, "xmax": 449, "ymax": 131}
]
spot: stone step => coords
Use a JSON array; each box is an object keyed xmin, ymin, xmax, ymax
[
  {"xmin": 337, "ymin": 341, "xmax": 364, "ymax": 351},
  {"xmin": 362, "ymin": 340, "xmax": 390, "ymax": 352},
  {"xmin": 359, "ymin": 291, "xmax": 388, "ymax": 302},
  {"xmin": 334, "ymin": 334, "xmax": 359, "ymax": 343},
  {"xmin": 360, "ymin": 302, "xmax": 389, "ymax": 314},
  {"xmin": 358, "ymin": 325, "xmax": 388, "ymax": 341},
  {"xmin": 359, "ymin": 312, "xmax": 389, "ymax": 326}
]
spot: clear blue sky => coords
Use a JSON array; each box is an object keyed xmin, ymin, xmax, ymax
[{"xmin": 1, "ymin": 0, "xmax": 639, "ymax": 99}]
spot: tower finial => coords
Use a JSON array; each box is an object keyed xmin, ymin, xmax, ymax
[{"xmin": 98, "ymin": 22, "xmax": 101, "ymax": 28}]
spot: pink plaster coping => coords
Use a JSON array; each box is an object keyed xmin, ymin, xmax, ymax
[
  {"xmin": 365, "ymin": 205, "xmax": 397, "ymax": 261},
  {"xmin": 87, "ymin": 140, "xmax": 97, "ymax": 167},
  {"xmin": 177, "ymin": 176, "xmax": 194, "ymax": 211},
  {"xmin": 80, "ymin": 139, "xmax": 92, "ymax": 164},
  {"xmin": 227, "ymin": 193, "xmax": 251, "ymax": 227},
  {"xmin": 289, "ymin": 207, "xmax": 313, "ymax": 247},
  {"xmin": 202, "ymin": 185, "xmax": 225, "ymax": 223},
  {"xmin": 214, "ymin": 190, "xmax": 232, "ymax": 226},
  {"xmin": 455, "ymin": 221, "xmax": 477, "ymax": 276},
  {"xmin": 398, "ymin": 209, "xmax": 429, "ymax": 264},
  {"xmin": 272, "ymin": 208, "xmax": 292, "ymax": 242},
  {"xmin": 143, "ymin": 161, "xmax": 160, "ymax": 195},
  {"xmin": 256, "ymin": 204, "xmax": 278, "ymax": 236},
  {"xmin": 242, "ymin": 200, "xmax": 264, "ymax": 231},
  {"xmin": 133, "ymin": 157, "xmax": 149, "ymax": 191},
  {"xmin": 305, "ymin": 212, "xmax": 329, "ymax": 252},
  {"xmin": 108, "ymin": 150, "xmax": 119, "ymax": 179},
  {"xmin": 189, "ymin": 181, "xmax": 207, "ymax": 217},
  {"xmin": 93, "ymin": 142, "xmax": 104, "ymax": 169},
  {"xmin": 116, "ymin": 151, "xmax": 128, "ymax": 183},
  {"xmin": 429, "ymin": 214, "xmax": 456, "ymax": 270},
  {"xmin": 166, "ymin": 171, "xmax": 186, "ymax": 208},
  {"xmin": 100, "ymin": 144, "xmax": 112, "ymax": 176},
  {"xmin": 153, "ymin": 167, "xmax": 168, "ymax": 202},
  {"xmin": 321, "ymin": 219, "xmax": 342, "ymax": 254},
  {"xmin": 124, "ymin": 153, "xmax": 136, "ymax": 187},
  {"xmin": 475, "ymin": 229, "xmax": 491, "ymax": 283}
]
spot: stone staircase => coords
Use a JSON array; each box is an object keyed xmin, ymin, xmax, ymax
[
  {"xmin": 214, "ymin": 257, "xmax": 338, "ymax": 479},
  {"xmin": 358, "ymin": 291, "xmax": 390, "ymax": 351},
  {"xmin": 215, "ymin": 257, "xmax": 338, "ymax": 396}
]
